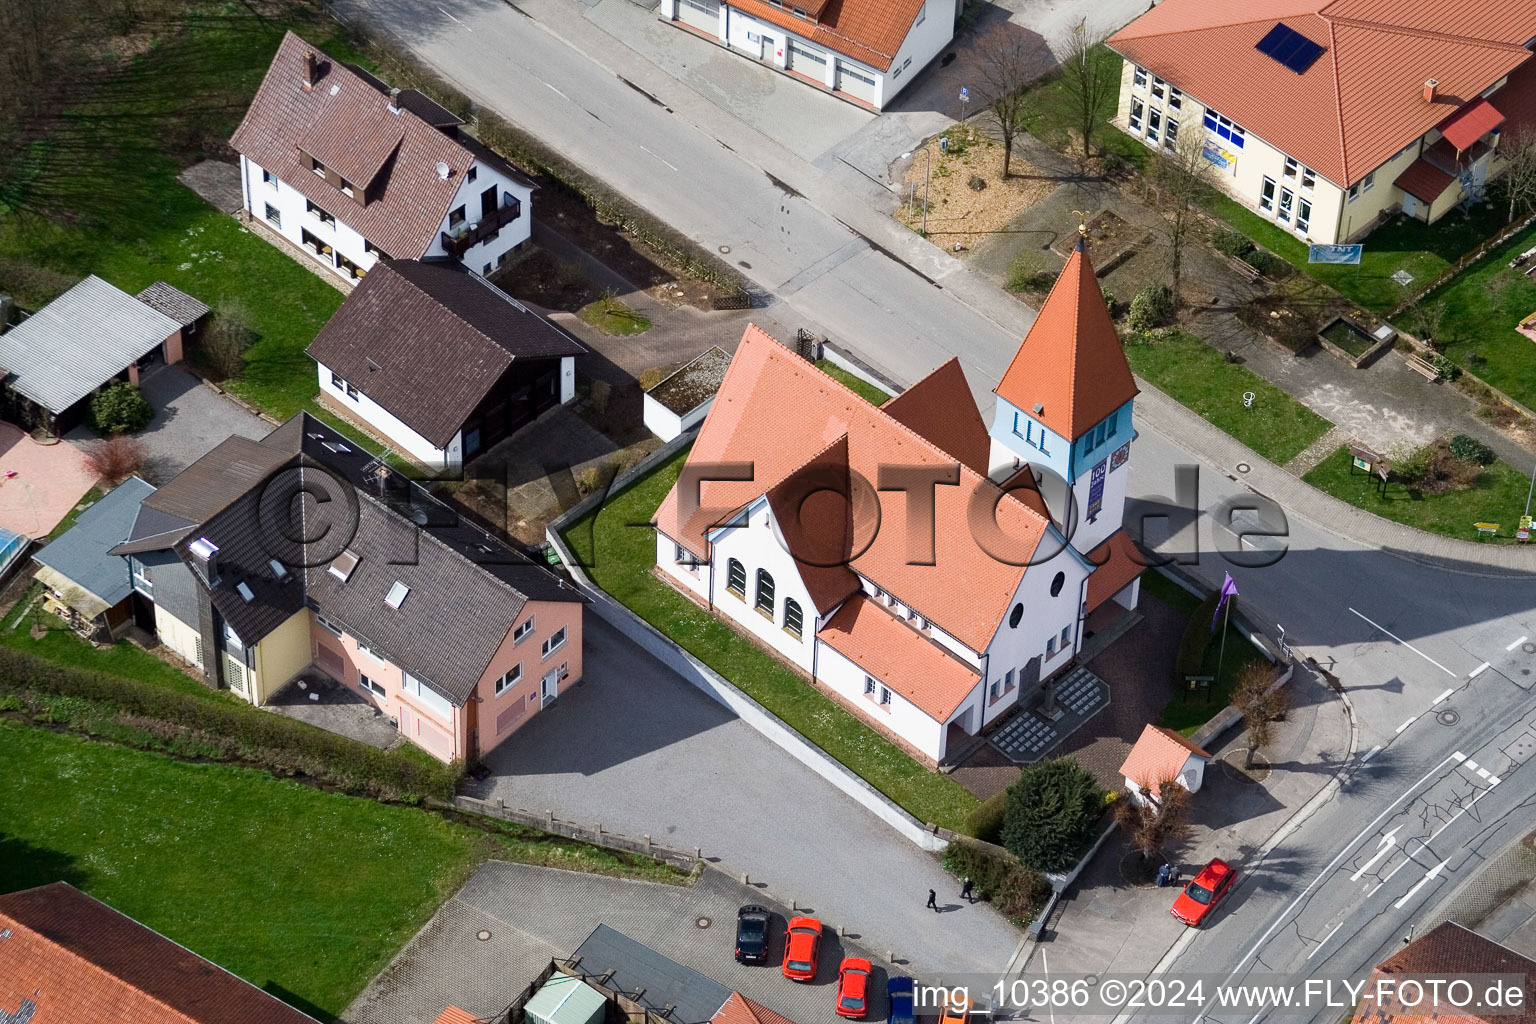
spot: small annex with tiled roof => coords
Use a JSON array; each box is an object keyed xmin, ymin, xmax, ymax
[
  {"xmin": 307, "ymin": 258, "xmax": 585, "ymax": 470},
  {"xmin": 0, "ymin": 882, "xmax": 321, "ymax": 1024},
  {"xmin": 658, "ymin": 0, "xmax": 955, "ymax": 111},
  {"xmin": 232, "ymin": 32, "xmax": 535, "ymax": 284},
  {"xmin": 1119, "ymin": 724, "xmax": 1212, "ymax": 802},
  {"xmin": 1108, "ymin": 0, "xmax": 1536, "ymax": 243},
  {"xmin": 109, "ymin": 412, "xmax": 584, "ymax": 763},
  {"xmin": 654, "ymin": 243, "xmax": 1142, "ymax": 766}
]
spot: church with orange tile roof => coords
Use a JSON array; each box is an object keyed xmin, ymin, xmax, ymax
[{"xmin": 653, "ymin": 242, "xmax": 1142, "ymax": 766}]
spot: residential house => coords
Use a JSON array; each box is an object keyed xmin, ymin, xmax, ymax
[
  {"xmin": 306, "ymin": 258, "xmax": 585, "ymax": 471},
  {"xmin": 1351, "ymin": 921, "xmax": 1536, "ymax": 1024},
  {"xmin": 1108, "ymin": 0, "xmax": 1536, "ymax": 243},
  {"xmin": 660, "ymin": 0, "xmax": 954, "ymax": 110},
  {"xmin": 0, "ymin": 276, "xmax": 201, "ymax": 433},
  {"xmin": 34, "ymin": 476, "xmax": 157, "ymax": 642},
  {"xmin": 0, "ymin": 881, "xmax": 321, "ymax": 1024},
  {"xmin": 110, "ymin": 413, "xmax": 584, "ymax": 763},
  {"xmin": 1118, "ymin": 724, "xmax": 1211, "ymax": 803},
  {"xmin": 232, "ymin": 33, "xmax": 535, "ymax": 283},
  {"xmin": 652, "ymin": 241, "xmax": 1143, "ymax": 765}
]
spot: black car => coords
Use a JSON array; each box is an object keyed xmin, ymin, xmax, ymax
[{"xmin": 735, "ymin": 905, "xmax": 772, "ymax": 964}]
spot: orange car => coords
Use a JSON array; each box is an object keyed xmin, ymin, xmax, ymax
[
  {"xmin": 939, "ymin": 990, "xmax": 973, "ymax": 1024},
  {"xmin": 781, "ymin": 916, "xmax": 822, "ymax": 981}
]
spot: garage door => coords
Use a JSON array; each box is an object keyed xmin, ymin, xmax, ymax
[
  {"xmin": 676, "ymin": 0, "xmax": 720, "ymax": 35},
  {"xmin": 835, "ymin": 60, "xmax": 878, "ymax": 103},
  {"xmin": 787, "ymin": 40, "xmax": 827, "ymax": 75}
]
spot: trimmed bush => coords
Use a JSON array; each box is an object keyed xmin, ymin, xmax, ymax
[
  {"xmin": 89, "ymin": 381, "xmax": 153, "ymax": 434},
  {"xmin": 1001, "ymin": 758, "xmax": 1105, "ymax": 874},
  {"xmin": 1127, "ymin": 284, "xmax": 1175, "ymax": 332},
  {"xmin": 1211, "ymin": 229, "xmax": 1255, "ymax": 260},
  {"xmin": 0, "ymin": 647, "xmax": 461, "ymax": 802},
  {"xmin": 962, "ymin": 788, "xmax": 1008, "ymax": 843},
  {"xmin": 1449, "ymin": 433, "xmax": 1495, "ymax": 466},
  {"xmin": 1175, "ymin": 590, "xmax": 1229, "ymax": 685}
]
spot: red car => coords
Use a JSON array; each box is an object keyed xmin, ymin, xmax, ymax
[
  {"xmin": 1170, "ymin": 858, "xmax": 1237, "ymax": 926},
  {"xmin": 836, "ymin": 957, "xmax": 873, "ymax": 1018},
  {"xmin": 781, "ymin": 916, "xmax": 822, "ymax": 981}
]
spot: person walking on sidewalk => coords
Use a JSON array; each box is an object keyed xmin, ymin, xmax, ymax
[
  {"xmin": 961, "ymin": 878, "xmax": 975, "ymax": 903},
  {"xmin": 927, "ymin": 889, "xmax": 938, "ymax": 911}
]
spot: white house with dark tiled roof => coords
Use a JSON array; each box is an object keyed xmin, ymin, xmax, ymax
[
  {"xmin": 232, "ymin": 33, "xmax": 534, "ymax": 283},
  {"xmin": 652, "ymin": 245, "xmax": 1143, "ymax": 766}
]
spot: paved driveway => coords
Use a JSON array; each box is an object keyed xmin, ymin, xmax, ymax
[
  {"xmin": 467, "ymin": 615, "xmax": 1022, "ymax": 979},
  {"xmin": 130, "ymin": 365, "xmax": 272, "ymax": 482}
]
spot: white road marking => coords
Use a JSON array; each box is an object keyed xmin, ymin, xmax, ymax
[
  {"xmin": 638, "ymin": 144, "xmax": 679, "ymax": 171},
  {"xmin": 1470, "ymin": 661, "xmax": 1491, "ymax": 679},
  {"xmin": 437, "ymin": 5, "xmax": 468, "ymax": 28},
  {"xmin": 1489, "ymin": 774, "xmax": 1503, "ymax": 785},
  {"xmin": 1307, "ymin": 920, "xmax": 1345, "ymax": 960},
  {"xmin": 1477, "ymin": 767, "xmax": 1492, "ymax": 780},
  {"xmin": 1361, "ymin": 745, "xmax": 1383, "ymax": 763},
  {"xmin": 1393, "ymin": 861, "xmax": 1446, "ymax": 909},
  {"xmin": 1351, "ymin": 827, "xmax": 1400, "ymax": 881},
  {"xmin": 1432, "ymin": 687, "xmax": 1455, "ymax": 705},
  {"xmin": 1507, "ymin": 636, "xmax": 1528, "ymax": 652},
  {"xmin": 1349, "ymin": 608, "xmax": 1459, "ymax": 676},
  {"xmin": 1453, "ymin": 751, "xmax": 1467, "ymax": 761},
  {"xmin": 1465, "ymin": 760, "xmax": 1479, "ymax": 772},
  {"xmin": 544, "ymin": 81, "xmax": 571, "ymax": 101},
  {"xmin": 1396, "ymin": 717, "xmax": 1417, "ymax": 734},
  {"xmin": 1216, "ymin": 755, "xmax": 1460, "ymax": 986}
]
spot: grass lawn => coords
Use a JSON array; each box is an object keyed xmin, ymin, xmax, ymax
[
  {"xmin": 1420, "ymin": 220, "xmax": 1536, "ymax": 411},
  {"xmin": 562, "ymin": 448, "xmax": 977, "ymax": 831},
  {"xmin": 1204, "ymin": 193, "xmax": 1516, "ymax": 316},
  {"xmin": 1138, "ymin": 573, "xmax": 1267, "ymax": 735},
  {"xmin": 1016, "ymin": 45, "xmax": 1148, "ymax": 171},
  {"xmin": 0, "ymin": 6, "xmax": 356, "ymax": 420},
  {"xmin": 0, "ymin": 723, "xmax": 682, "ymax": 1020},
  {"xmin": 1303, "ymin": 446, "xmax": 1534, "ymax": 542},
  {"xmin": 814, "ymin": 360, "xmax": 891, "ymax": 405},
  {"xmin": 577, "ymin": 295, "xmax": 653, "ymax": 335},
  {"xmin": 2, "ymin": 584, "xmax": 217, "ymax": 698},
  {"xmin": 1125, "ymin": 331, "xmax": 1332, "ymax": 464}
]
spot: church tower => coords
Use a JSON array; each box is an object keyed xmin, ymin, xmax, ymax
[{"xmin": 987, "ymin": 233, "xmax": 1139, "ymax": 557}]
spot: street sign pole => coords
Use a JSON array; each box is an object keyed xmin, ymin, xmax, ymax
[{"xmin": 960, "ymin": 86, "xmax": 969, "ymax": 121}]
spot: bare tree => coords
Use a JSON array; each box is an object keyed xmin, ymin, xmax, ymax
[
  {"xmin": 1501, "ymin": 127, "xmax": 1536, "ymax": 224},
  {"xmin": 974, "ymin": 24, "xmax": 1039, "ymax": 179},
  {"xmin": 1113, "ymin": 779, "xmax": 1193, "ymax": 865},
  {"xmin": 1407, "ymin": 298, "xmax": 1448, "ymax": 349},
  {"xmin": 84, "ymin": 434, "xmax": 146, "ymax": 486},
  {"xmin": 202, "ymin": 300, "xmax": 255, "ymax": 381},
  {"xmin": 1233, "ymin": 661, "xmax": 1289, "ymax": 769},
  {"xmin": 1055, "ymin": 20, "xmax": 1114, "ymax": 161},
  {"xmin": 1148, "ymin": 125, "xmax": 1218, "ymax": 307}
]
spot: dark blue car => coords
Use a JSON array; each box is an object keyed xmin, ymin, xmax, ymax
[{"xmin": 887, "ymin": 976, "xmax": 915, "ymax": 1024}]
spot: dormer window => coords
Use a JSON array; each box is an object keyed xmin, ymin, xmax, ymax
[
  {"xmin": 339, "ymin": 176, "xmax": 355, "ymax": 198},
  {"xmin": 792, "ymin": 6, "xmax": 806, "ymax": 14},
  {"xmin": 311, "ymin": 157, "xmax": 327, "ymax": 177}
]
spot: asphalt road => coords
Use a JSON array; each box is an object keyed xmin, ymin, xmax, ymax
[{"xmin": 336, "ymin": 0, "xmax": 1536, "ymax": 995}]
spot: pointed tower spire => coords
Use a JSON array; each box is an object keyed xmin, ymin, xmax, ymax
[{"xmin": 993, "ymin": 240, "xmax": 1136, "ymax": 441}]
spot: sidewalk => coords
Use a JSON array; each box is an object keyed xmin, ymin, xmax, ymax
[{"xmin": 1016, "ymin": 664, "xmax": 1350, "ymax": 1004}]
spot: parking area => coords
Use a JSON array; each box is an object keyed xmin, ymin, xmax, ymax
[
  {"xmin": 464, "ymin": 615, "xmax": 1023, "ymax": 980},
  {"xmin": 343, "ymin": 862, "xmax": 890, "ymax": 1024}
]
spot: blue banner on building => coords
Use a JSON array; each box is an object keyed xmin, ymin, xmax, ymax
[
  {"xmin": 1086, "ymin": 459, "xmax": 1107, "ymax": 523},
  {"xmin": 1308, "ymin": 244, "xmax": 1363, "ymax": 265}
]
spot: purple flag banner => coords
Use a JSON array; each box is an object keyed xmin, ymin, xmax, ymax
[{"xmin": 1211, "ymin": 572, "xmax": 1238, "ymax": 632}]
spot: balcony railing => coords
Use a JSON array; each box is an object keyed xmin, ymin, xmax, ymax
[{"xmin": 441, "ymin": 196, "xmax": 522, "ymax": 257}]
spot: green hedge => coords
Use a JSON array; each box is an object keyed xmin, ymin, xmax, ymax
[
  {"xmin": 343, "ymin": 21, "xmax": 747, "ymax": 298},
  {"xmin": 1175, "ymin": 591, "xmax": 1232, "ymax": 685},
  {"xmin": 962, "ymin": 788, "xmax": 1008, "ymax": 843},
  {"xmin": 0, "ymin": 648, "xmax": 461, "ymax": 802}
]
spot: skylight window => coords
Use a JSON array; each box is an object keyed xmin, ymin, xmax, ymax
[
  {"xmin": 1255, "ymin": 23, "xmax": 1325, "ymax": 74},
  {"xmin": 236, "ymin": 581, "xmax": 255, "ymax": 603},
  {"xmin": 385, "ymin": 582, "xmax": 410, "ymax": 609},
  {"xmin": 328, "ymin": 549, "xmax": 360, "ymax": 582},
  {"xmin": 270, "ymin": 559, "xmax": 289, "ymax": 579}
]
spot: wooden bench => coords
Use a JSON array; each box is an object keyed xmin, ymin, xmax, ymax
[
  {"xmin": 1404, "ymin": 352, "xmax": 1440, "ymax": 380},
  {"xmin": 1210, "ymin": 247, "xmax": 1263, "ymax": 283}
]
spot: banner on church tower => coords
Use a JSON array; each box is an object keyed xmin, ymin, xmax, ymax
[{"xmin": 1086, "ymin": 459, "xmax": 1107, "ymax": 522}]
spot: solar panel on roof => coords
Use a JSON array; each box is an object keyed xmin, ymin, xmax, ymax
[{"xmin": 1256, "ymin": 23, "xmax": 1325, "ymax": 74}]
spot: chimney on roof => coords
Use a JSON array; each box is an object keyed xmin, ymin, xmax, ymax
[
  {"xmin": 1424, "ymin": 78, "xmax": 1438, "ymax": 103},
  {"xmin": 302, "ymin": 50, "xmax": 317, "ymax": 91},
  {"xmin": 388, "ymin": 86, "xmax": 401, "ymax": 113},
  {"xmin": 188, "ymin": 537, "xmax": 220, "ymax": 586}
]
